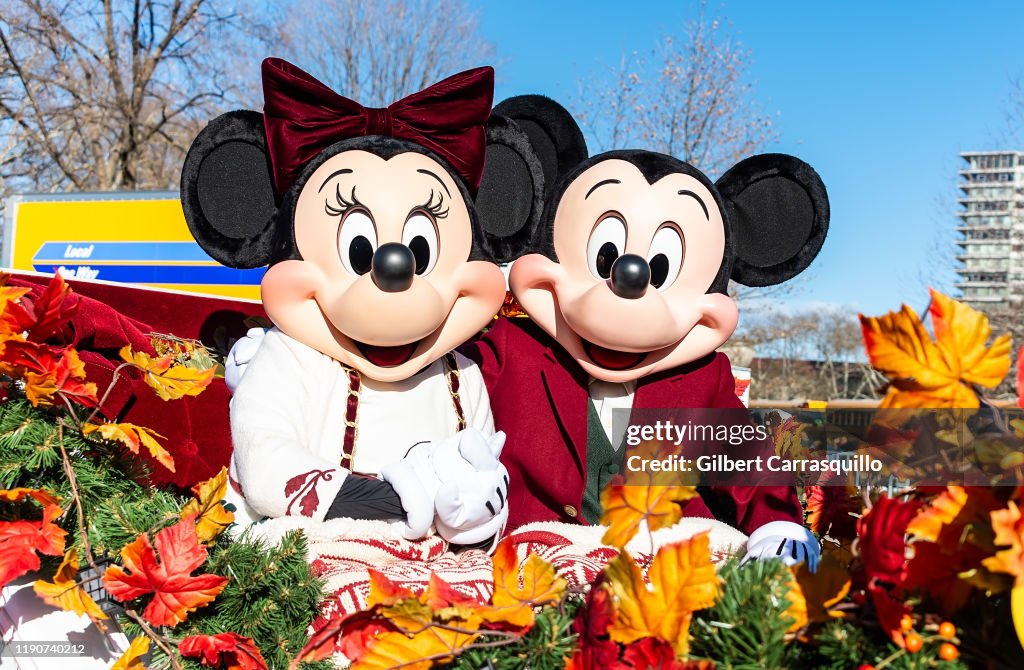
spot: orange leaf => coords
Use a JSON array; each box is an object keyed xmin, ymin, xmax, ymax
[
  {"xmin": 786, "ymin": 553, "xmax": 851, "ymax": 631},
  {"xmin": 180, "ymin": 467, "xmax": 234, "ymax": 544},
  {"xmin": 83, "ymin": 422, "xmax": 175, "ymax": 473},
  {"xmin": 120, "ymin": 345, "xmax": 215, "ymax": 401},
  {"xmin": 0, "ymin": 503, "xmax": 66, "ymax": 588},
  {"xmin": 179, "ymin": 632, "xmax": 269, "ymax": 670},
  {"xmin": 0, "ymin": 283, "xmax": 33, "ymax": 337},
  {"xmin": 930, "ymin": 289, "xmax": 1012, "ymax": 388},
  {"xmin": 7, "ymin": 343, "xmax": 99, "ymax": 408},
  {"xmin": 33, "ymin": 548, "xmax": 108, "ymax": 627},
  {"xmin": 600, "ymin": 484, "xmax": 698, "ymax": 549},
  {"xmin": 111, "ymin": 635, "xmax": 149, "ymax": 670},
  {"xmin": 983, "ymin": 501, "xmax": 1024, "ymax": 587},
  {"xmin": 859, "ymin": 291, "xmax": 1010, "ymax": 408},
  {"xmin": 486, "ymin": 539, "xmax": 566, "ymax": 628},
  {"xmin": 367, "ymin": 569, "xmax": 417, "ymax": 607},
  {"xmin": 605, "ymin": 531, "xmax": 721, "ymax": 656},
  {"xmin": 102, "ymin": 516, "xmax": 227, "ymax": 627},
  {"xmin": 352, "ymin": 625, "xmax": 478, "ymax": 670},
  {"xmin": 0, "ymin": 487, "xmax": 61, "ymax": 507}
]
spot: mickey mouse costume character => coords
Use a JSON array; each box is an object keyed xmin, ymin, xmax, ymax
[
  {"xmin": 462, "ymin": 96, "xmax": 826, "ymax": 569},
  {"xmin": 180, "ymin": 59, "xmax": 539, "ymax": 556}
]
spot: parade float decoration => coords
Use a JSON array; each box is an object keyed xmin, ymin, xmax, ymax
[{"xmin": 2, "ymin": 279, "xmax": 1024, "ymax": 669}]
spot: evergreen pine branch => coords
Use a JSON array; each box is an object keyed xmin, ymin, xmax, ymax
[{"xmin": 690, "ymin": 558, "xmax": 798, "ymax": 670}]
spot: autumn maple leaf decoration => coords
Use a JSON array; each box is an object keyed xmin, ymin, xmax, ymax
[
  {"xmin": 859, "ymin": 289, "xmax": 1010, "ymax": 408},
  {"xmin": 0, "ymin": 498, "xmax": 67, "ymax": 589},
  {"xmin": 179, "ymin": 632, "xmax": 269, "ymax": 670},
  {"xmin": 103, "ymin": 516, "xmax": 228, "ymax": 627}
]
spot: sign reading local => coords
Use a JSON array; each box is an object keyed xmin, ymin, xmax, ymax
[{"xmin": 4, "ymin": 193, "xmax": 263, "ymax": 300}]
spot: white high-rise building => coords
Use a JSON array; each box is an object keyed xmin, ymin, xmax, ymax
[{"xmin": 955, "ymin": 151, "xmax": 1024, "ymax": 311}]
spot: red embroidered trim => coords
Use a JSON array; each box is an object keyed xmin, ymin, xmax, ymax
[{"xmin": 284, "ymin": 469, "xmax": 335, "ymax": 517}]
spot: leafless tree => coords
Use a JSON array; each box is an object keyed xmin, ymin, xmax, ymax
[
  {"xmin": 574, "ymin": 0, "xmax": 778, "ymax": 179},
  {"xmin": 0, "ymin": 0, "xmax": 272, "ymax": 194},
  {"xmin": 278, "ymin": 0, "xmax": 495, "ymax": 108},
  {"xmin": 736, "ymin": 309, "xmax": 885, "ymax": 401}
]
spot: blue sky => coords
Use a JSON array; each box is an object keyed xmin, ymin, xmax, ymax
[{"xmin": 476, "ymin": 1, "xmax": 1024, "ymax": 317}]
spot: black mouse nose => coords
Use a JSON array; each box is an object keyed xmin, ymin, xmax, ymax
[
  {"xmin": 609, "ymin": 254, "xmax": 650, "ymax": 299},
  {"xmin": 371, "ymin": 243, "xmax": 415, "ymax": 293}
]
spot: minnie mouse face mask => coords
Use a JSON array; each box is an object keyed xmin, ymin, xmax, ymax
[{"xmin": 180, "ymin": 58, "xmax": 508, "ymax": 382}]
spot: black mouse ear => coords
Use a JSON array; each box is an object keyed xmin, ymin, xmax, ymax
[
  {"xmin": 474, "ymin": 116, "xmax": 546, "ymax": 264},
  {"xmin": 716, "ymin": 153, "xmax": 829, "ymax": 287},
  {"xmin": 492, "ymin": 94, "xmax": 588, "ymax": 198},
  {"xmin": 180, "ymin": 110, "xmax": 279, "ymax": 269}
]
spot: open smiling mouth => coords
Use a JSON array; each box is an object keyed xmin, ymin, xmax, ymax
[
  {"xmin": 581, "ymin": 339, "xmax": 648, "ymax": 371},
  {"xmin": 355, "ymin": 339, "xmax": 423, "ymax": 368}
]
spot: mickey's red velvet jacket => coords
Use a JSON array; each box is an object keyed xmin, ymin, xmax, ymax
[{"xmin": 462, "ymin": 316, "xmax": 802, "ymax": 534}]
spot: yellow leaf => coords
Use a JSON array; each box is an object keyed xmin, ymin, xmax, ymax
[
  {"xmin": 111, "ymin": 635, "xmax": 149, "ymax": 670},
  {"xmin": 180, "ymin": 467, "xmax": 234, "ymax": 544},
  {"xmin": 32, "ymin": 549, "xmax": 108, "ymax": 627},
  {"xmin": 605, "ymin": 531, "xmax": 721, "ymax": 656},
  {"xmin": 1012, "ymin": 584, "xmax": 1024, "ymax": 656},
  {"xmin": 859, "ymin": 291, "xmax": 1011, "ymax": 409},
  {"xmin": 785, "ymin": 554, "xmax": 851, "ymax": 632},
  {"xmin": 352, "ymin": 625, "xmax": 477, "ymax": 670},
  {"xmin": 907, "ymin": 486, "xmax": 970, "ymax": 542},
  {"xmin": 83, "ymin": 422, "xmax": 175, "ymax": 473},
  {"xmin": 120, "ymin": 345, "xmax": 216, "ymax": 401},
  {"xmin": 485, "ymin": 540, "xmax": 566, "ymax": 628},
  {"xmin": 600, "ymin": 484, "xmax": 698, "ymax": 549}
]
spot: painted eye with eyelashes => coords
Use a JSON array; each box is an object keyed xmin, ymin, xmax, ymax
[
  {"xmin": 402, "ymin": 190, "xmax": 447, "ymax": 276},
  {"xmin": 327, "ymin": 184, "xmax": 378, "ymax": 276}
]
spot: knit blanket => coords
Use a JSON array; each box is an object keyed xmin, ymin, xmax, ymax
[{"xmin": 242, "ymin": 515, "xmax": 747, "ymax": 627}]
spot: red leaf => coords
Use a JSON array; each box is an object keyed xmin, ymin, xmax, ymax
[
  {"xmin": 102, "ymin": 516, "xmax": 228, "ymax": 627},
  {"xmin": 0, "ymin": 504, "xmax": 66, "ymax": 588},
  {"xmin": 868, "ymin": 580, "xmax": 911, "ymax": 647},
  {"xmin": 569, "ymin": 577, "xmax": 620, "ymax": 669},
  {"xmin": 857, "ymin": 495, "xmax": 921, "ymax": 585},
  {"xmin": 805, "ymin": 481, "xmax": 860, "ymax": 541},
  {"xmin": 179, "ymin": 632, "xmax": 269, "ymax": 670},
  {"xmin": 901, "ymin": 540, "xmax": 979, "ymax": 616},
  {"xmin": 622, "ymin": 637, "xmax": 700, "ymax": 669},
  {"xmin": 296, "ymin": 608, "xmax": 389, "ymax": 665},
  {"xmin": 24, "ymin": 273, "xmax": 78, "ymax": 342}
]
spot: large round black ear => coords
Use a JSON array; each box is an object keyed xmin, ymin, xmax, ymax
[
  {"xmin": 475, "ymin": 116, "xmax": 546, "ymax": 264},
  {"xmin": 492, "ymin": 94, "xmax": 588, "ymax": 197},
  {"xmin": 715, "ymin": 153, "xmax": 829, "ymax": 287},
  {"xmin": 180, "ymin": 110, "xmax": 279, "ymax": 269}
]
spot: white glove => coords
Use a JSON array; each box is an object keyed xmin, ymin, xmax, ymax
[
  {"xmin": 432, "ymin": 429, "xmax": 509, "ymax": 545},
  {"xmin": 225, "ymin": 327, "xmax": 268, "ymax": 393},
  {"xmin": 378, "ymin": 442, "xmax": 443, "ymax": 540},
  {"xmin": 742, "ymin": 520, "xmax": 820, "ymax": 572}
]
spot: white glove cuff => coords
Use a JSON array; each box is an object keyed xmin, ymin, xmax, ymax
[{"xmin": 746, "ymin": 520, "xmax": 815, "ymax": 547}]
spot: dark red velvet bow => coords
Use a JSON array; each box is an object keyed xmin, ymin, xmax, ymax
[{"xmin": 261, "ymin": 58, "xmax": 494, "ymax": 196}]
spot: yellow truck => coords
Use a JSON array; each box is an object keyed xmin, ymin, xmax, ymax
[{"xmin": 3, "ymin": 191, "xmax": 263, "ymax": 301}]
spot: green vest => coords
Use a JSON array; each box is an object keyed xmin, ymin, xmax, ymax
[{"xmin": 581, "ymin": 397, "xmax": 624, "ymax": 524}]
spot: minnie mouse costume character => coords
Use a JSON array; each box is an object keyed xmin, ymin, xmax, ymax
[
  {"xmin": 463, "ymin": 96, "xmax": 827, "ymax": 569},
  {"xmin": 180, "ymin": 59, "xmax": 533, "ymax": 549}
]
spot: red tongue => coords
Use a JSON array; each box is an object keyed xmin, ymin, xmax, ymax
[
  {"xmin": 360, "ymin": 343, "xmax": 417, "ymax": 367},
  {"xmin": 585, "ymin": 343, "xmax": 645, "ymax": 371}
]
